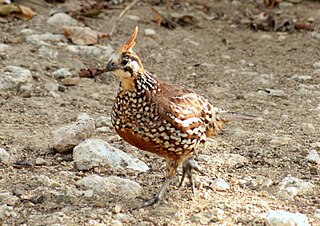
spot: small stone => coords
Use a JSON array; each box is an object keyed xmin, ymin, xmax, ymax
[
  {"xmin": 144, "ymin": 29, "xmax": 156, "ymax": 37},
  {"xmin": 301, "ymin": 123, "xmax": 316, "ymax": 134},
  {"xmin": 270, "ymin": 135, "xmax": 292, "ymax": 145},
  {"xmin": 0, "ymin": 148, "xmax": 10, "ymax": 162},
  {"xmin": 210, "ymin": 178, "xmax": 230, "ymax": 191},
  {"xmin": 52, "ymin": 118, "xmax": 95, "ymax": 153},
  {"xmin": 113, "ymin": 213, "xmax": 133, "ymax": 223},
  {"xmin": 47, "ymin": 13, "xmax": 82, "ymax": 28},
  {"xmin": 52, "ymin": 68, "xmax": 73, "ymax": 79},
  {"xmin": 0, "ymin": 205, "xmax": 15, "ymax": 219},
  {"xmin": 62, "ymin": 77, "xmax": 80, "ymax": 86},
  {"xmin": 260, "ymin": 34, "xmax": 272, "ymax": 40},
  {"xmin": 77, "ymin": 174, "xmax": 141, "ymax": 199},
  {"xmin": 73, "ymin": 139, "xmax": 149, "ymax": 172},
  {"xmin": 96, "ymin": 127, "xmax": 111, "ymax": 134},
  {"xmin": 29, "ymin": 175, "xmax": 61, "ymax": 188},
  {"xmin": 0, "ymin": 66, "xmax": 32, "ymax": 90},
  {"xmin": 26, "ymin": 33, "xmax": 67, "ymax": 46},
  {"xmin": 110, "ymin": 220, "xmax": 123, "ymax": 226},
  {"xmin": 67, "ymin": 45, "xmax": 114, "ymax": 60},
  {"xmin": 261, "ymin": 210, "xmax": 310, "ymax": 226},
  {"xmin": 183, "ymin": 38, "xmax": 200, "ymax": 46},
  {"xmin": 20, "ymin": 28, "xmax": 35, "ymax": 36},
  {"xmin": 311, "ymin": 142, "xmax": 320, "ymax": 151},
  {"xmin": 278, "ymin": 35, "xmax": 286, "ymax": 41},
  {"xmin": 38, "ymin": 46, "xmax": 59, "ymax": 60},
  {"xmin": 77, "ymin": 113, "xmax": 92, "ymax": 121},
  {"xmin": 314, "ymin": 209, "xmax": 320, "ymax": 219},
  {"xmin": 0, "ymin": 43, "xmax": 9, "ymax": 55},
  {"xmin": 262, "ymin": 88, "xmax": 286, "ymax": 97},
  {"xmin": 277, "ymin": 176, "xmax": 314, "ymax": 199},
  {"xmin": 306, "ymin": 150, "xmax": 320, "ymax": 164},
  {"xmin": 0, "ymin": 192, "xmax": 20, "ymax": 206},
  {"xmin": 44, "ymin": 81, "xmax": 59, "ymax": 92},
  {"xmin": 313, "ymin": 62, "xmax": 320, "ymax": 69},
  {"xmin": 292, "ymin": 74, "xmax": 312, "ymax": 81},
  {"xmin": 95, "ymin": 116, "xmax": 112, "ymax": 128},
  {"xmin": 211, "ymin": 208, "xmax": 225, "ymax": 221},
  {"xmin": 35, "ymin": 157, "xmax": 46, "ymax": 166},
  {"xmin": 125, "ymin": 15, "xmax": 140, "ymax": 21},
  {"xmin": 113, "ymin": 204, "xmax": 122, "ymax": 214},
  {"xmin": 311, "ymin": 32, "xmax": 320, "ymax": 41}
]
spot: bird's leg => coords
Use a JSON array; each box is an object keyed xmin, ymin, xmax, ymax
[
  {"xmin": 179, "ymin": 157, "xmax": 206, "ymax": 193},
  {"xmin": 136, "ymin": 160, "xmax": 179, "ymax": 209}
]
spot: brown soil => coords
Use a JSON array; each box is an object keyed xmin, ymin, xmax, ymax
[{"xmin": 0, "ymin": 0, "xmax": 319, "ymax": 225}]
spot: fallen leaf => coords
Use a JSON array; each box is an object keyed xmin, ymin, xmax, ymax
[
  {"xmin": 0, "ymin": 3, "xmax": 36, "ymax": 20},
  {"xmin": 63, "ymin": 26, "xmax": 109, "ymax": 45},
  {"xmin": 79, "ymin": 68, "xmax": 106, "ymax": 78}
]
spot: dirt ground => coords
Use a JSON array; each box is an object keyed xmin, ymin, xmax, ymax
[{"xmin": 0, "ymin": 0, "xmax": 320, "ymax": 225}]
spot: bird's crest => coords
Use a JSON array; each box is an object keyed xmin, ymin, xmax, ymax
[{"xmin": 121, "ymin": 26, "xmax": 138, "ymax": 52}]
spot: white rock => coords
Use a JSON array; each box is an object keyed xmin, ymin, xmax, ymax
[
  {"xmin": 47, "ymin": 13, "xmax": 82, "ymax": 28},
  {"xmin": 52, "ymin": 118, "xmax": 95, "ymax": 153},
  {"xmin": 125, "ymin": 15, "xmax": 140, "ymax": 21},
  {"xmin": 306, "ymin": 150, "xmax": 320, "ymax": 164},
  {"xmin": 0, "ymin": 204, "xmax": 15, "ymax": 219},
  {"xmin": 210, "ymin": 178, "xmax": 230, "ymax": 191},
  {"xmin": 73, "ymin": 139, "xmax": 149, "ymax": 172},
  {"xmin": 144, "ymin": 29, "xmax": 156, "ymax": 37},
  {"xmin": 0, "ymin": 192, "xmax": 19, "ymax": 206},
  {"xmin": 262, "ymin": 210, "xmax": 309, "ymax": 226},
  {"xmin": 95, "ymin": 116, "xmax": 112, "ymax": 128},
  {"xmin": 260, "ymin": 34, "xmax": 273, "ymax": 40},
  {"xmin": 311, "ymin": 32, "xmax": 320, "ymax": 40},
  {"xmin": 20, "ymin": 28, "xmax": 35, "ymax": 36},
  {"xmin": 35, "ymin": 157, "xmax": 46, "ymax": 166},
  {"xmin": 301, "ymin": 123, "xmax": 316, "ymax": 134},
  {"xmin": 38, "ymin": 46, "xmax": 58, "ymax": 60},
  {"xmin": 26, "ymin": 33, "xmax": 67, "ymax": 46},
  {"xmin": 67, "ymin": 45, "xmax": 114, "ymax": 60},
  {"xmin": 77, "ymin": 113, "xmax": 92, "ymax": 121},
  {"xmin": 313, "ymin": 62, "xmax": 320, "ymax": 69},
  {"xmin": 292, "ymin": 74, "xmax": 312, "ymax": 81},
  {"xmin": 270, "ymin": 135, "xmax": 292, "ymax": 145},
  {"xmin": 263, "ymin": 88, "xmax": 286, "ymax": 97},
  {"xmin": 77, "ymin": 174, "xmax": 141, "ymax": 199},
  {"xmin": 0, "ymin": 43, "xmax": 9, "ymax": 55},
  {"xmin": 0, "ymin": 66, "xmax": 32, "ymax": 90},
  {"xmin": 0, "ymin": 148, "xmax": 10, "ymax": 162},
  {"xmin": 29, "ymin": 175, "xmax": 61, "ymax": 188},
  {"xmin": 52, "ymin": 68, "xmax": 73, "ymax": 79},
  {"xmin": 278, "ymin": 176, "xmax": 314, "ymax": 199},
  {"xmin": 314, "ymin": 209, "xmax": 320, "ymax": 219}
]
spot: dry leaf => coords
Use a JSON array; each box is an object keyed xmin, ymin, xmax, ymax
[
  {"xmin": 0, "ymin": 3, "xmax": 36, "ymax": 20},
  {"xmin": 63, "ymin": 26, "xmax": 109, "ymax": 45}
]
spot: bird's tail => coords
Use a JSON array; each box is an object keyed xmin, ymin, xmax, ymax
[{"xmin": 215, "ymin": 108, "xmax": 258, "ymax": 122}]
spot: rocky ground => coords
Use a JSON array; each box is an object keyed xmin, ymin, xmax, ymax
[{"xmin": 0, "ymin": 0, "xmax": 320, "ymax": 225}]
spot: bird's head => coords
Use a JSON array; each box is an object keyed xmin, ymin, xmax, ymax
[{"xmin": 106, "ymin": 27, "xmax": 144, "ymax": 89}]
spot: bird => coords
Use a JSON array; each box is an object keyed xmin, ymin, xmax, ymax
[{"xmin": 106, "ymin": 27, "xmax": 256, "ymax": 208}]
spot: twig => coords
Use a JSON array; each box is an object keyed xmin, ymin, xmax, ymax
[{"xmin": 109, "ymin": 0, "xmax": 140, "ymax": 37}]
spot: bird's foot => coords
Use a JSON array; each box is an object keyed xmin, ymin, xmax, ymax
[{"xmin": 178, "ymin": 158, "xmax": 206, "ymax": 193}]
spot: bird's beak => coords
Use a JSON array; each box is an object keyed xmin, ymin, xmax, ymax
[{"xmin": 106, "ymin": 61, "xmax": 119, "ymax": 72}]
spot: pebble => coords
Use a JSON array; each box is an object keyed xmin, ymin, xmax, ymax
[
  {"xmin": 0, "ymin": 192, "xmax": 20, "ymax": 206},
  {"xmin": 260, "ymin": 34, "xmax": 273, "ymax": 40},
  {"xmin": 0, "ymin": 148, "xmax": 10, "ymax": 162},
  {"xmin": 306, "ymin": 150, "xmax": 320, "ymax": 164},
  {"xmin": 52, "ymin": 68, "xmax": 73, "ymax": 79},
  {"xmin": 35, "ymin": 157, "xmax": 46, "ymax": 166},
  {"xmin": 66, "ymin": 45, "xmax": 114, "ymax": 60},
  {"xmin": 95, "ymin": 116, "xmax": 112, "ymax": 128},
  {"xmin": 26, "ymin": 33, "xmax": 67, "ymax": 46},
  {"xmin": 301, "ymin": 123, "xmax": 316, "ymax": 134},
  {"xmin": 311, "ymin": 32, "xmax": 320, "ymax": 41},
  {"xmin": 313, "ymin": 62, "xmax": 320, "ymax": 69},
  {"xmin": 277, "ymin": 176, "xmax": 314, "ymax": 199},
  {"xmin": 144, "ymin": 29, "xmax": 156, "ymax": 37},
  {"xmin": 61, "ymin": 77, "xmax": 80, "ymax": 86},
  {"xmin": 270, "ymin": 135, "xmax": 292, "ymax": 145},
  {"xmin": 0, "ymin": 66, "xmax": 32, "ymax": 90},
  {"xmin": 0, "ymin": 204, "xmax": 15, "ymax": 219},
  {"xmin": 47, "ymin": 13, "xmax": 83, "ymax": 28},
  {"xmin": 44, "ymin": 81, "xmax": 59, "ymax": 92},
  {"xmin": 261, "ymin": 210, "xmax": 310, "ymax": 226},
  {"xmin": 183, "ymin": 38, "xmax": 200, "ymax": 46},
  {"xmin": 0, "ymin": 43, "xmax": 9, "ymax": 55},
  {"xmin": 262, "ymin": 88, "xmax": 286, "ymax": 97},
  {"xmin": 77, "ymin": 113, "xmax": 92, "ymax": 121},
  {"xmin": 38, "ymin": 46, "xmax": 58, "ymax": 60},
  {"xmin": 52, "ymin": 118, "xmax": 96, "ymax": 153},
  {"xmin": 113, "ymin": 213, "xmax": 133, "ymax": 223},
  {"xmin": 292, "ymin": 74, "xmax": 312, "ymax": 81},
  {"xmin": 73, "ymin": 139, "xmax": 149, "ymax": 172},
  {"xmin": 314, "ymin": 209, "xmax": 320, "ymax": 219},
  {"xmin": 77, "ymin": 174, "xmax": 142, "ymax": 199},
  {"xmin": 29, "ymin": 175, "xmax": 61, "ymax": 188},
  {"xmin": 125, "ymin": 15, "xmax": 140, "ymax": 21},
  {"xmin": 210, "ymin": 178, "xmax": 230, "ymax": 191}
]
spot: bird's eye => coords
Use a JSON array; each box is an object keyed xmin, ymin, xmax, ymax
[{"xmin": 121, "ymin": 59, "xmax": 128, "ymax": 65}]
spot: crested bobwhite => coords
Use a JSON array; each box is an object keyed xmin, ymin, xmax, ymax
[{"xmin": 106, "ymin": 27, "xmax": 256, "ymax": 207}]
